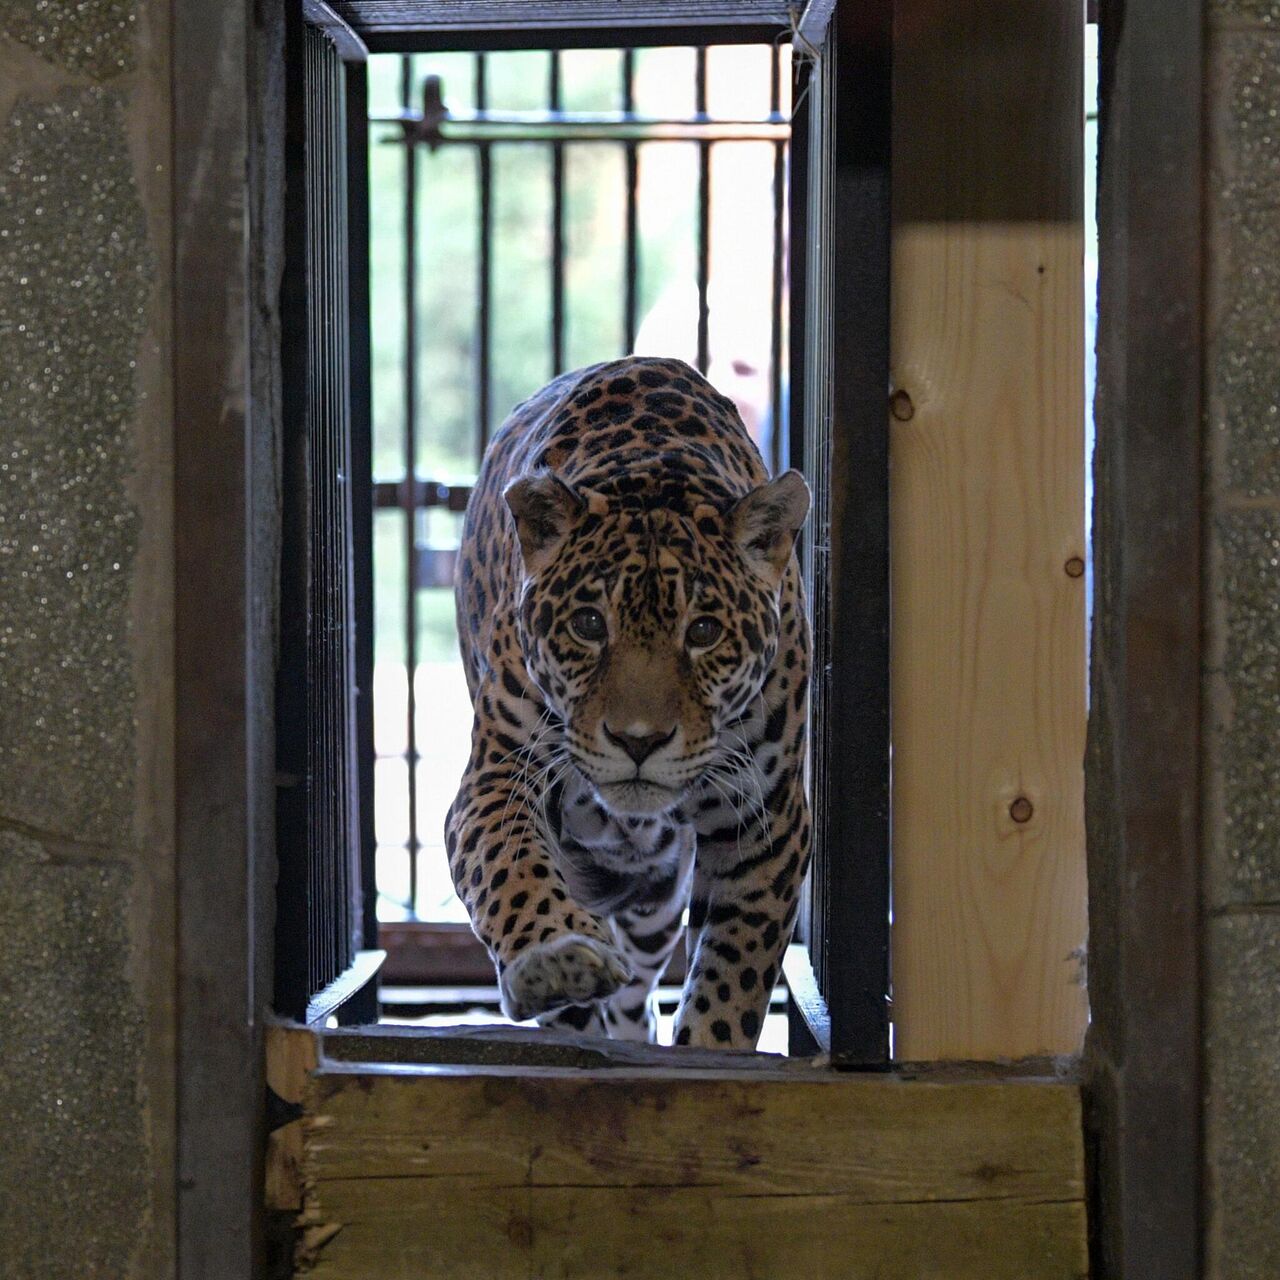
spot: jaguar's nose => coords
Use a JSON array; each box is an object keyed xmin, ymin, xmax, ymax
[{"xmin": 603, "ymin": 724, "xmax": 676, "ymax": 766}]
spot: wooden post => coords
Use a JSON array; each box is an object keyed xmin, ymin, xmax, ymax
[{"xmin": 890, "ymin": 0, "xmax": 1087, "ymax": 1059}]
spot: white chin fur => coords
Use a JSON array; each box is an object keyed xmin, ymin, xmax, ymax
[{"xmin": 598, "ymin": 779, "xmax": 681, "ymax": 817}]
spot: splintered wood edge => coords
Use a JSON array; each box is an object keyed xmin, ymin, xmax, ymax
[{"xmin": 265, "ymin": 1024, "xmax": 321, "ymax": 1212}]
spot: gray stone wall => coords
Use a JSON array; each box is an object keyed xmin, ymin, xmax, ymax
[
  {"xmin": 1204, "ymin": 3, "xmax": 1280, "ymax": 1276},
  {"xmin": 0, "ymin": 2, "xmax": 174, "ymax": 1276},
  {"xmin": 0, "ymin": 3, "xmax": 1276, "ymax": 1278}
]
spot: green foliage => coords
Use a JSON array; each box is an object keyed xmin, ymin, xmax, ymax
[{"xmin": 368, "ymin": 48, "xmax": 703, "ymax": 669}]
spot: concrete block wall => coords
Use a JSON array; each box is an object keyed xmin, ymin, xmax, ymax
[
  {"xmin": 1203, "ymin": 2, "xmax": 1280, "ymax": 1275},
  {"xmin": 0, "ymin": 3, "xmax": 1277, "ymax": 1277},
  {"xmin": 0, "ymin": 2, "xmax": 175, "ymax": 1276}
]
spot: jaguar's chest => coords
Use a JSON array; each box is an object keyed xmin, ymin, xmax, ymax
[{"xmin": 552, "ymin": 773, "xmax": 694, "ymax": 916}]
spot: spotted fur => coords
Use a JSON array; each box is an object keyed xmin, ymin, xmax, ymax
[{"xmin": 445, "ymin": 356, "xmax": 811, "ymax": 1050}]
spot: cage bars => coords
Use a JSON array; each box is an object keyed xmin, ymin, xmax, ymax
[
  {"xmin": 275, "ymin": 17, "xmax": 368, "ymax": 1018},
  {"xmin": 375, "ymin": 46, "xmax": 794, "ymax": 924},
  {"xmin": 400, "ymin": 54, "xmax": 422, "ymax": 917},
  {"xmin": 622, "ymin": 50, "xmax": 640, "ymax": 352},
  {"xmin": 695, "ymin": 47, "xmax": 711, "ymax": 375},
  {"xmin": 476, "ymin": 53, "xmax": 493, "ymax": 459},
  {"xmin": 769, "ymin": 40, "xmax": 785, "ymax": 475},
  {"xmin": 550, "ymin": 51, "xmax": 567, "ymax": 376}
]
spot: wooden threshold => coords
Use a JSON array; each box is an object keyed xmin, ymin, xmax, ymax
[{"xmin": 267, "ymin": 1024, "xmax": 1087, "ymax": 1279}]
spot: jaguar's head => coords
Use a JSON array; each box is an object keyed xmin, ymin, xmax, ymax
[{"xmin": 505, "ymin": 469, "xmax": 809, "ymax": 817}]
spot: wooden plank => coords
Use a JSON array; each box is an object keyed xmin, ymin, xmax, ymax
[
  {"xmin": 889, "ymin": 0, "xmax": 1088, "ymax": 1059},
  {"xmin": 266, "ymin": 1024, "xmax": 321, "ymax": 1212},
  {"xmin": 309, "ymin": 1184, "xmax": 1086, "ymax": 1280},
  {"xmin": 297, "ymin": 1068, "xmax": 1087, "ymax": 1278}
]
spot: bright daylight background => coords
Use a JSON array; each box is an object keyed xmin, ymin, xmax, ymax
[{"xmin": 368, "ymin": 45, "xmax": 792, "ymax": 925}]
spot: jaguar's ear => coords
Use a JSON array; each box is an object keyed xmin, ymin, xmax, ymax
[
  {"xmin": 729, "ymin": 469, "xmax": 811, "ymax": 587},
  {"xmin": 504, "ymin": 472, "xmax": 584, "ymax": 573}
]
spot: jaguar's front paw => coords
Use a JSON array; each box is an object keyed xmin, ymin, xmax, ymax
[{"xmin": 500, "ymin": 933, "xmax": 633, "ymax": 1022}]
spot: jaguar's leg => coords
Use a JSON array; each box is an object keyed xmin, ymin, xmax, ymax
[
  {"xmin": 445, "ymin": 674, "xmax": 632, "ymax": 1022},
  {"xmin": 536, "ymin": 1003, "xmax": 608, "ymax": 1035},
  {"xmin": 674, "ymin": 715, "xmax": 810, "ymax": 1051},
  {"xmin": 602, "ymin": 916, "xmax": 682, "ymax": 1042},
  {"xmin": 601, "ymin": 846, "xmax": 696, "ymax": 1042}
]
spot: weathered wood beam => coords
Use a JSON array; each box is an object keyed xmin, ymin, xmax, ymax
[{"xmin": 288, "ymin": 1046, "xmax": 1087, "ymax": 1278}]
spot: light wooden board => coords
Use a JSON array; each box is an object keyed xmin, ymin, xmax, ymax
[
  {"xmin": 889, "ymin": 0, "xmax": 1088, "ymax": 1058},
  {"xmin": 297, "ymin": 1065, "xmax": 1087, "ymax": 1278},
  {"xmin": 266, "ymin": 1022, "xmax": 320, "ymax": 1211}
]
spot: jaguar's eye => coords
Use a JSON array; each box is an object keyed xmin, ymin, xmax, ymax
[
  {"xmin": 569, "ymin": 607, "xmax": 608, "ymax": 643},
  {"xmin": 686, "ymin": 615, "xmax": 723, "ymax": 649}
]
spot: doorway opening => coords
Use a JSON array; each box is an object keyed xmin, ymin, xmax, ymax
[
  {"xmin": 276, "ymin": 0, "xmax": 898, "ymax": 1065},
  {"xmin": 367, "ymin": 42, "xmax": 796, "ymax": 1044}
]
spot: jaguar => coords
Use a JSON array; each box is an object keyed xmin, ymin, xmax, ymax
[{"xmin": 445, "ymin": 355, "xmax": 811, "ymax": 1049}]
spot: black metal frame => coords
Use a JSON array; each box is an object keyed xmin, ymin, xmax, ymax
[
  {"xmin": 331, "ymin": 1, "xmax": 798, "ymax": 52},
  {"xmin": 275, "ymin": 0, "xmax": 381, "ymax": 1025},
  {"xmin": 347, "ymin": 31, "xmax": 380, "ymax": 974},
  {"xmin": 397, "ymin": 51, "xmax": 423, "ymax": 916},
  {"xmin": 288, "ymin": 0, "xmax": 893, "ymax": 1065},
  {"xmin": 791, "ymin": 4, "xmax": 893, "ymax": 1066}
]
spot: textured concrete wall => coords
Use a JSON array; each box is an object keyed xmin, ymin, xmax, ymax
[
  {"xmin": 0, "ymin": 2, "xmax": 174, "ymax": 1277},
  {"xmin": 1204, "ymin": 2, "xmax": 1280, "ymax": 1276}
]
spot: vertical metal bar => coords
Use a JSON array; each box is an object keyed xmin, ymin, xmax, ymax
[
  {"xmin": 323, "ymin": 39, "xmax": 340, "ymax": 982},
  {"xmin": 785, "ymin": 52, "xmax": 811, "ymax": 1002},
  {"xmin": 330, "ymin": 42, "xmax": 347, "ymax": 979},
  {"xmin": 314, "ymin": 33, "xmax": 333, "ymax": 988},
  {"xmin": 787, "ymin": 50, "xmax": 809, "ymax": 484},
  {"xmin": 314, "ymin": 32, "xmax": 326, "ymax": 986},
  {"xmin": 300, "ymin": 28, "xmax": 320, "ymax": 996},
  {"xmin": 347, "ymin": 54, "xmax": 377, "ymax": 971},
  {"xmin": 341, "ymin": 50, "xmax": 357, "ymax": 968},
  {"xmin": 769, "ymin": 40, "xmax": 785, "ymax": 475},
  {"xmin": 401, "ymin": 53, "xmax": 421, "ymax": 918},
  {"xmin": 1090, "ymin": 0, "xmax": 1204, "ymax": 1272},
  {"xmin": 821, "ymin": 11, "xmax": 893, "ymax": 1065},
  {"xmin": 476, "ymin": 53, "xmax": 493, "ymax": 462},
  {"xmin": 550, "ymin": 51, "xmax": 566, "ymax": 376},
  {"xmin": 330, "ymin": 39, "xmax": 341, "ymax": 974},
  {"xmin": 622, "ymin": 49, "xmax": 639, "ymax": 354},
  {"xmin": 695, "ymin": 46, "xmax": 711, "ymax": 376}
]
